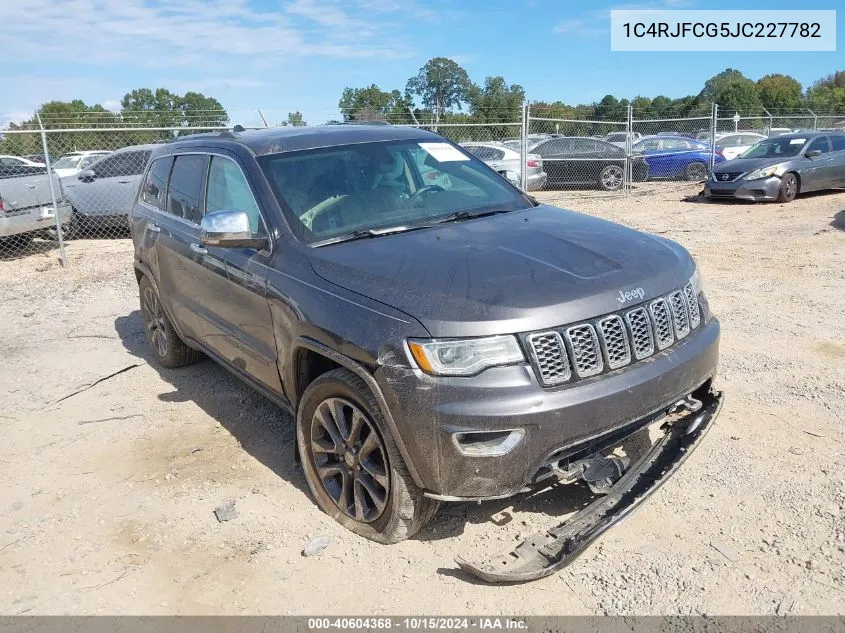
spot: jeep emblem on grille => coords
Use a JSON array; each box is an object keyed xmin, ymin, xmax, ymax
[{"xmin": 617, "ymin": 287, "xmax": 646, "ymax": 304}]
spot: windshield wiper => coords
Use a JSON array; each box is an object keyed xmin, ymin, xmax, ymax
[
  {"xmin": 311, "ymin": 225, "xmax": 415, "ymax": 247},
  {"xmin": 424, "ymin": 207, "xmax": 517, "ymax": 226}
]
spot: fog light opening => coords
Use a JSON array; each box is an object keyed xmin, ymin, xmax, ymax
[{"xmin": 453, "ymin": 429, "xmax": 525, "ymax": 457}]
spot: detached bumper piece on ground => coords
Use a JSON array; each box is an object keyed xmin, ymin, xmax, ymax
[{"xmin": 456, "ymin": 388, "xmax": 724, "ymax": 583}]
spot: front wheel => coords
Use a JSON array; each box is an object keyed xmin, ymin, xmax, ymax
[
  {"xmin": 684, "ymin": 161, "xmax": 709, "ymax": 181},
  {"xmin": 297, "ymin": 368, "xmax": 439, "ymax": 543},
  {"xmin": 598, "ymin": 164, "xmax": 624, "ymax": 191},
  {"xmin": 776, "ymin": 173, "xmax": 798, "ymax": 203}
]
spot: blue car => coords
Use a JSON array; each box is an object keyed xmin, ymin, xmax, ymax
[{"xmin": 633, "ymin": 136, "xmax": 725, "ymax": 181}]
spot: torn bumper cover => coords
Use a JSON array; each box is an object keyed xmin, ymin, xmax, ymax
[{"xmin": 456, "ymin": 388, "xmax": 724, "ymax": 583}]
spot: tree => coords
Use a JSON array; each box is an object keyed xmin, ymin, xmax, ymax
[
  {"xmin": 0, "ymin": 100, "xmax": 122, "ymax": 156},
  {"xmin": 283, "ymin": 111, "xmax": 307, "ymax": 127},
  {"xmin": 806, "ymin": 71, "xmax": 845, "ymax": 111},
  {"xmin": 338, "ymin": 84, "xmax": 412, "ymax": 122},
  {"xmin": 120, "ymin": 88, "xmax": 227, "ymax": 129},
  {"xmin": 699, "ymin": 68, "xmax": 761, "ymax": 114},
  {"xmin": 467, "ymin": 76, "xmax": 524, "ymax": 123},
  {"xmin": 406, "ymin": 57, "xmax": 471, "ymax": 123},
  {"xmin": 757, "ymin": 74, "xmax": 803, "ymax": 112}
]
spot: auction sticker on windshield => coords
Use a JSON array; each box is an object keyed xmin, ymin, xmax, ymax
[
  {"xmin": 790, "ymin": 139, "xmax": 807, "ymax": 144},
  {"xmin": 418, "ymin": 143, "xmax": 470, "ymax": 162}
]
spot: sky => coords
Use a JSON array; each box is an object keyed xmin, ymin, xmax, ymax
[{"xmin": 2, "ymin": 0, "xmax": 843, "ymax": 128}]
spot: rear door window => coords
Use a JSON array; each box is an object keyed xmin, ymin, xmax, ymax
[
  {"xmin": 167, "ymin": 154, "xmax": 207, "ymax": 224},
  {"xmin": 141, "ymin": 156, "xmax": 173, "ymax": 212},
  {"xmin": 831, "ymin": 136, "xmax": 845, "ymax": 151}
]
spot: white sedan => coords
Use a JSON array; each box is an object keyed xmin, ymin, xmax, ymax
[
  {"xmin": 715, "ymin": 132, "xmax": 767, "ymax": 160},
  {"xmin": 50, "ymin": 151, "xmax": 112, "ymax": 178},
  {"xmin": 0, "ymin": 154, "xmax": 46, "ymax": 168}
]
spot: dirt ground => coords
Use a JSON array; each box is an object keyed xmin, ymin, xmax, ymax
[{"xmin": 1, "ymin": 184, "xmax": 843, "ymax": 615}]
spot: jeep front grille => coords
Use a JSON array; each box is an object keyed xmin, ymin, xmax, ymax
[
  {"xmin": 527, "ymin": 283, "xmax": 703, "ymax": 387},
  {"xmin": 564, "ymin": 325, "xmax": 603, "ymax": 378},
  {"xmin": 597, "ymin": 315, "xmax": 631, "ymax": 370},
  {"xmin": 526, "ymin": 331, "xmax": 571, "ymax": 385}
]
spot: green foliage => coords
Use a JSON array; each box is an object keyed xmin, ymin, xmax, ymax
[
  {"xmin": 406, "ymin": 57, "xmax": 472, "ymax": 123},
  {"xmin": 757, "ymin": 74, "xmax": 803, "ymax": 111},
  {"xmin": 284, "ymin": 111, "xmax": 307, "ymax": 127},
  {"xmin": 806, "ymin": 71, "xmax": 845, "ymax": 111},
  {"xmin": 338, "ymin": 84, "xmax": 413, "ymax": 123}
]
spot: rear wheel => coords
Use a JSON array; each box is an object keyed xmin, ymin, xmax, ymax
[
  {"xmin": 297, "ymin": 368, "xmax": 439, "ymax": 543},
  {"xmin": 776, "ymin": 173, "xmax": 798, "ymax": 203},
  {"xmin": 598, "ymin": 165, "xmax": 624, "ymax": 191},
  {"xmin": 684, "ymin": 161, "xmax": 709, "ymax": 181},
  {"xmin": 138, "ymin": 276, "xmax": 201, "ymax": 368}
]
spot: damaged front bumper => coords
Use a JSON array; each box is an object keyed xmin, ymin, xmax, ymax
[{"xmin": 455, "ymin": 388, "xmax": 724, "ymax": 583}]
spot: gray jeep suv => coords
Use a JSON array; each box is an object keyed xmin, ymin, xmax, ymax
[{"xmin": 130, "ymin": 125, "xmax": 722, "ymax": 582}]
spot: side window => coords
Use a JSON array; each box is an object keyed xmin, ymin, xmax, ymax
[
  {"xmin": 92, "ymin": 151, "xmax": 148, "ymax": 178},
  {"xmin": 167, "ymin": 155, "xmax": 207, "ymax": 224},
  {"xmin": 206, "ymin": 156, "xmax": 263, "ymax": 235},
  {"xmin": 637, "ymin": 139, "xmax": 660, "ymax": 151},
  {"xmin": 141, "ymin": 156, "xmax": 173, "ymax": 212},
  {"xmin": 831, "ymin": 136, "xmax": 845, "ymax": 151},
  {"xmin": 807, "ymin": 137, "xmax": 830, "ymax": 154},
  {"xmin": 661, "ymin": 139, "xmax": 688, "ymax": 150},
  {"xmin": 534, "ymin": 139, "xmax": 571, "ymax": 156}
]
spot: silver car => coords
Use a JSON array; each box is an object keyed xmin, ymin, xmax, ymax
[
  {"xmin": 706, "ymin": 132, "xmax": 845, "ymax": 202},
  {"xmin": 61, "ymin": 144, "xmax": 159, "ymax": 233},
  {"xmin": 460, "ymin": 142, "xmax": 547, "ymax": 191}
]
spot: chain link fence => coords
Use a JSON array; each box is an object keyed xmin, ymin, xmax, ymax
[{"xmin": 1, "ymin": 105, "xmax": 844, "ymax": 264}]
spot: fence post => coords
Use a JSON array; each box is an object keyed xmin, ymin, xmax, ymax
[
  {"xmin": 763, "ymin": 107, "xmax": 773, "ymax": 134},
  {"xmin": 625, "ymin": 103, "xmax": 633, "ymax": 196},
  {"xmin": 35, "ymin": 113, "xmax": 67, "ymax": 267},
  {"xmin": 520, "ymin": 102, "xmax": 528, "ymax": 192},
  {"xmin": 709, "ymin": 103, "xmax": 718, "ymax": 171},
  {"xmin": 806, "ymin": 108, "xmax": 818, "ymax": 130}
]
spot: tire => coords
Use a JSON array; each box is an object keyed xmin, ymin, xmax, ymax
[
  {"xmin": 297, "ymin": 368, "xmax": 439, "ymax": 543},
  {"xmin": 684, "ymin": 161, "xmax": 709, "ymax": 182},
  {"xmin": 776, "ymin": 172, "xmax": 798, "ymax": 203},
  {"xmin": 598, "ymin": 164, "xmax": 624, "ymax": 191},
  {"xmin": 138, "ymin": 275, "xmax": 201, "ymax": 368}
]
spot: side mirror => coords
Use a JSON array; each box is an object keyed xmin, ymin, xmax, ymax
[
  {"xmin": 78, "ymin": 169, "xmax": 96, "ymax": 182},
  {"xmin": 200, "ymin": 209, "xmax": 268, "ymax": 250},
  {"xmin": 805, "ymin": 149, "xmax": 822, "ymax": 158}
]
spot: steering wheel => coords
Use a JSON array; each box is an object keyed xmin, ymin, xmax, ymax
[{"xmin": 409, "ymin": 184, "xmax": 445, "ymax": 204}]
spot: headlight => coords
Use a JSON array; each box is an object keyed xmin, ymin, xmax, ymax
[
  {"xmin": 408, "ymin": 336, "xmax": 525, "ymax": 376},
  {"xmin": 691, "ymin": 263, "xmax": 702, "ymax": 296},
  {"xmin": 743, "ymin": 165, "xmax": 779, "ymax": 181}
]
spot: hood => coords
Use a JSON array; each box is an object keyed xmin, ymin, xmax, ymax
[
  {"xmin": 308, "ymin": 206, "xmax": 694, "ymax": 337},
  {"xmin": 713, "ymin": 156, "xmax": 789, "ymax": 173}
]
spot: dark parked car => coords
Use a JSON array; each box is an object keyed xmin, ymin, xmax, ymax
[
  {"xmin": 530, "ymin": 137, "xmax": 649, "ymax": 190},
  {"xmin": 130, "ymin": 125, "xmax": 722, "ymax": 582},
  {"xmin": 633, "ymin": 136, "xmax": 725, "ymax": 180},
  {"xmin": 706, "ymin": 132, "xmax": 845, "ymax": 202}
]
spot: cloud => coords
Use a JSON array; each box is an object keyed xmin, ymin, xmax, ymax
[{"xmin": 0, "ymin": 0, "xmax": 416, "ymax": 69}]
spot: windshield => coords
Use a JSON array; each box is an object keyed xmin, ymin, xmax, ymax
[
  {"xmin": 606, "ymin": 133, "xmax": 626, "ymax": 142},
  {"xmin": 739, "ymin": 137, "xmax": 806, "ymax": 159},
  {"xmin": 53, "ymin": 155, "xmax": 83, "ymax": 169},
  {"xmin": 259, "ymin": 139, "xmax": 531, "ymax": 245}
]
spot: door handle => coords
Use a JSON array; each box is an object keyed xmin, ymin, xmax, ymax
[
  {"xmin": 118, "ymin": 180, "xmax": 132, "ymax": 184},
  {"xmin": 190, "ymin": 243, "xmax": 207, "ymax": 255},
  {"xmin": 24, "ymin": 184, "xmax": 37, "ymax": 189},
  {"xmin": 147, "ymin": 223, "xmax": 161, "ymax": 233}
]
